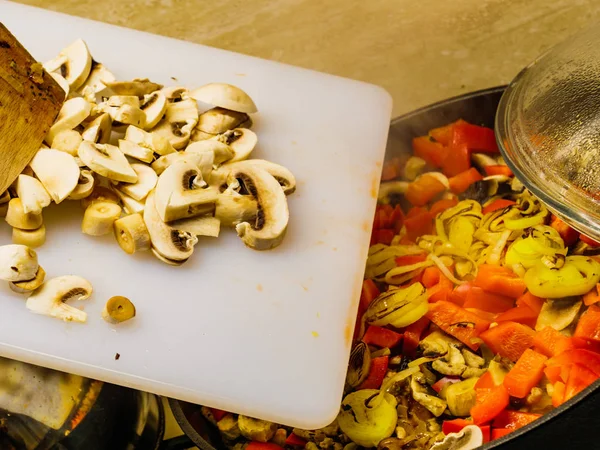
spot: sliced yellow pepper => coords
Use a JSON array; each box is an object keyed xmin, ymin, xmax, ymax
[{"xmin": 524, "ymin": 256, "xmax": 600, "ymax": 298}]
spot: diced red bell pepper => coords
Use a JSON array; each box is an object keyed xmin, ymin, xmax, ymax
[
  {"xmin": 492, "ymin": 411, "xmax": 542, "ymax": 430},
  {"xmin": 580, "ymin": 233, "xmax": 600, "ymax": 247},
  {"xmin": 546, "ymin": 348, "xmax": 600, "ymax": 377},
  {"xmin": 479, "ymin": 321, "xmax": 535, "ymax": 362},
  {"xmin": 552, "ymin": 381, "xmax": 566, "ymax": 407},
  {"xmin": 402, "ymin": 316, "xmax": 430, "ymax": 358},
  {"xmin": 549, "ymin": 215, "xmax": 580, "ymax": 247},
  {"xmin": 515, "ymin": 292, "xmax": 544, "ymax": 316},
  {"xmin": 209, "ymin": 408, "xmax": 228, "ymax": 422},
  {"xmin": 480, "ymin": 425, "xmax": 491, "ymax": 443},
  {"xmin": 429, "ymin": 119, "xmax": 467, "ymax": 146},
  {"xmin": 442, "ymin": 143, "xmax": 471, "ymax": 178},
  {"xmin": 359, "ymin": 279, "xmax": 380, "ymax": 312},
  {"xmin": 371, "ymin": 228, "xmax": 395, "ymax": 246},
  {"xmin": 285, "ymin": 434, "xmax": 308, "ymax": 447},
  {"xmin": 447, "ymin": 282, "xmax": 473, "ymax": 307},
  {"xmin": 357, "ymin": 356, "xmax": 389, "ymax": 390},
  {"xmin": 362, "ymin": 325, "xmax": 403, "ymax": 349},
  {"xmin": 442, "ymin": 418, "xmax": 472, "ymax": 435},
  {"xmin": 574, "ymin": 305, "xmax": 600, "ymax": 343},
  {"xmin": 448, "ymin": 168, "xmax": 484, "ymax": 194},
  {"xmin": 381, "ymin": 157, "xmax": 404, "ymax": 181},
  {"xmin": 373, "ymin": 206, "xmax": 390, "ymax": 230},
  {"xmin": 503, "ymin": 349, "xmax": 547, "ymax": 398},
  {"xmin": 544, "ymin": 365, "xmax": 565, "ymax": 384},
  {"xmin": 471, "ymin": 384, "xmax": 510, "ymax": 425},
  {"xmin": 532, "ymin": 327, "xmax": 573, "ymax": 358},
  {"xmin": 404, "ymin": 211, "xmax": 433, "ymax": 241},
  {"xmin": 564, "ymin": 363, "xmax": 598, "ymax": 402},
  {"xmin": 496, "ymin": 305, "xmax": 538, "ymax": 328},
  {"xmin": 463, "ymin": 287, "xmax": 515, "ymax": 313},
  {"xmin": 430, "ymin": 198, "xmax": 459, "ymax": 216},
  {"xmin": 474, "ymin": 265, "xmax": 526, "ymax": 298},
  {"xmin": 426, "ymin": 300, "xmax": 491, "ymax": 350},
  {"xmin": 412, "ymin": 136, "xmax": 448, "ymax": 168},
  {"xmin": 422, "ymin": 266, "xmax": 442, "ymax": 288},
  {"xmin": 247, "ymin": 442, "xmax": 283, "ymax": 450},
  {"xmin": 389, "ymin": 205, "xmax": 405, "ymax": 233},
  {"xmin": 491, "ymin": 428, "xmax": 513, "ymax": 440},
  {"xmin": 427, "ymin": 274, "xmax": 454, "ymax": 303},
  {"xmin": 452, "ymin": 122, "xmax": 499, "ymax": 154},
  {"xmin": 482, "ymin": 199, "xmax": 516, "ymax": 215},
  {"xmin": 465, "ymin": 308, "xmax": 499, "ymax": 322},
  {"xmin": 583, "ymin": 285, "xmax": 600, "ymax": 306},
  {"xmin": 571, "ymin": 337, "xmax": 600, "ymax": 354},
  {"xmin": 432, "ymin": 376, "xmax": 461, "ymax": 393},
  {"xmin": 406, "ymin": 206, "xmax": 429, "ymax": 218},
  {"xmin": 475, "ymin": 371, "xmax": 497, "ymax": 390},
  {"xmin": 395, "ymin": 254, "xmax": 428, "ymax": 266},
  {"xmin": 405, "ymin": 174, "xmax": 447, "ymax": 207},
  {"xmin": 484, "ymin": 165, "xmax": 513, "ymax": 177}
]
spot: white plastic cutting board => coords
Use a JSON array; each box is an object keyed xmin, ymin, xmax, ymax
[{"xmin": 0, "ymin": 1, "xmax": 391, "ymax": 428}]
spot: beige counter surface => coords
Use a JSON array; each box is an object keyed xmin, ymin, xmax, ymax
[{"xmin": 13, "ymin": 0, "xmax": 600, "ymax": 117}]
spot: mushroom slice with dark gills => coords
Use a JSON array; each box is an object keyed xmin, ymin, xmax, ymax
[
  {"xmin": 154, "ymin": 160, "xmax": 218, "ymax": 223},
  {"xmin": 225, "ymin": 165, "xmax": 289, "ymax": 250},
  {"xmin": 144, "ymin": 192, "xmax": 198, "ymax": 264},
  {"xmin": 195, "ymin": 107, "xmax": 252, "ymax": 135},
  {"xmin": 211, "ymin": 128, "xmax": 257, "ymax": 162},
  {"xmin": 151, "ymin": 98, "xmax": 199, "ymax": 149},
  {"xmin": 212, "ymin": 159, "xmax": 296, "ymax": 195}
]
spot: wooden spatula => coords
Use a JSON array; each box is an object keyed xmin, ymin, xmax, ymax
[{"xmin": 0, "ymin": 24, "xmax": 65, "ymax": 195}]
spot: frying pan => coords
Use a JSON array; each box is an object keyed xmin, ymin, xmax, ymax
[{"xmin": 168, "ymin": 86, "xmax": 600, "ymax": 450}]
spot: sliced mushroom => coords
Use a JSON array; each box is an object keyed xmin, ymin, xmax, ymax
[
  {"xmin": 106, "ymin": 95, "xmax": 141, "ymax": 108},
  {"xmin": 113, "ymin": 104, "xmax": 146, "ymax": 129},
  {"xmin": 104, "ymin": 78, "xmax": 163, "ymax": 97},
  {"xmin": 471, "ymin": 153, "xmax": 498, "ymax": 170},
  {"xmin": 25, "ymin": 275, "xmax": 93, "ymax": 323},
  {"xmin": 186, "ymin": 140, "xmax": 235, "ymax": 166},
  {"xmin": 190, "ymin": 83, "xmax": 257, "ymax": 113},
  {"xmin": 141, "ymin": 91, "xmax": 168, "ymax": 130},
  {"xmin": 80, "ymin": 186, "xmax": 120, "ymax": 209},
  {"xmin": 212, "ymin": 128, "xmax": 257, "ymax": 162},
  {"xmin": 78, "ymin": 61, "xmax": 116, "ymax": 94},
  {"xmin": 214, "ymin": 160, "xmax": 296, "ymax": 195},
  {"xmin": 46, "ymin": 97, "xmax": 92, "ymax": 144},
  {"xmin": 191, "ymin": 129, "xmax": 216, "ymax": 142},
  {"xmin": 118, "ymin": 140, "xmax": 154, "ymax": 163},
  {"xmin": 228, "ymin": 166, "xmax": 289, "ymax": 250},
  {"xmin": 169, "ymin": 215, "xmax": 221, "ymax": 237},
  {"xmin": 144, "ymin": 192, "xmax": 198, "ymax": 263},
  {"xmin": 403, "ymin": 156, "xmax": 427, "ymax": 181},
  {"xmin": 30, "ymin": 149, "xmax": 80, "ymax": 203},
  {"xmin": 238, "ymin": 416, "xmax": 277, "ymax": 443},
  {"xmin": 78, "ymin": 142, "xmax": 138, "ymax": 183},
  {"xmin": 535, "ymin": 298, "xmax": 582, "ymax": 331},
  {"xmin": 151, "ymin": 151, "xmax": 213, "ymax": 179},
  {"xmin": 49, "ymin": 72, "xmax": 70, "ymax": 96},
  {"xmin": 9, "ymin": 266, "xmax": 46, "ymax": 294},
  {"xmin": 410, "ymin": 372, "xmax": 447, "ymax": 417},
  {"xmin": 115, "ymin": 190, "xmax": 145, "ymax": 215},
  {"xmin": 196, "ymin": 107, "xmax": 251, "ymax": 134},
  {"xmin": 12, "ymin": 225, "xmax": 46, "ymax": 249},
  {"xmin": 154, "ymin": 161, "xmax": 218, "ymax": 222},
  {"xmin": 113, "ymin": 214, "xmax": 151, "ymax": 254},
  {"xmin": 215, "ymin": 190, "xmax": 259, "ymax": 228},
  {"xmin": 125, "ymin": 125, "xmax": 175, "ymax": 156},
  {"xmin": 14, "ymin": 175, "xmax": 51, "ymax": 215},
  {"xmin": 81, "ymin": 113, "xmax": 112, "ymax": 144},
  {"xmin": 162, "ymin": 86, "xmax": 190, "ymax": 103},
  {"xmin": 0, "ymin": 244, "xmax": 39, "ymax": 282},
  {"xmin": 152, "ymin": 99, "xmax": 199, "ymax": 149},
  {"xmin": 43, "ymin": 39, "xmax": 92, "ymax": 90},
  {"xmin": 68, "ymin": 170, "xmax": 95, "ymax": 200},
  {"xmin": 430, "ymin": 425, "xmax": 483, "ymax": 450},
  {"xmin": 378, "ymin": 181, "xmax": 409, "ymax": 203},
  {"xmin": 51, "ymin": 129, "xmax": 82, "ymax": 156},
  {"xmin": 116, "ymin": 163, "xmax": 157, "ymax": 201}
]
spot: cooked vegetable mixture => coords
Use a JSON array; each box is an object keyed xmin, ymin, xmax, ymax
[{"xmin": 199, "ymin": 119, "xmax": 600, "ymax": 450}]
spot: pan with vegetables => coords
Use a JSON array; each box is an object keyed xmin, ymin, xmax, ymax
[{"xmin": 170, "ymin": 87, "xmax": 600, "ymax": 450}]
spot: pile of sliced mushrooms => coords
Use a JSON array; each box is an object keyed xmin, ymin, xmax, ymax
[{"xmin": 0, "ymin": 39, "xmax": 296, "ymax": 324}]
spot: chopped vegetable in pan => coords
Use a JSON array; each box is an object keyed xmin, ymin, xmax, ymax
[{"xmin": 198, "ymin": 119, "xmax": 600, "ymax": 450}]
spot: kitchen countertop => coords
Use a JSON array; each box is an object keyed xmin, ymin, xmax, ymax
[
  {"xmin": 7, "ymin": 0, "xmax": 600, "ymax": 447},
  {"xmin": 11, "ymin": 0, "xmax": 600, "ymax": 117}
]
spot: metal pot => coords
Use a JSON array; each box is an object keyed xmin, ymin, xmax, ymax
[{"xmin": 170, "ymin": 86, "xmax": 600, "ymax": 450}]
